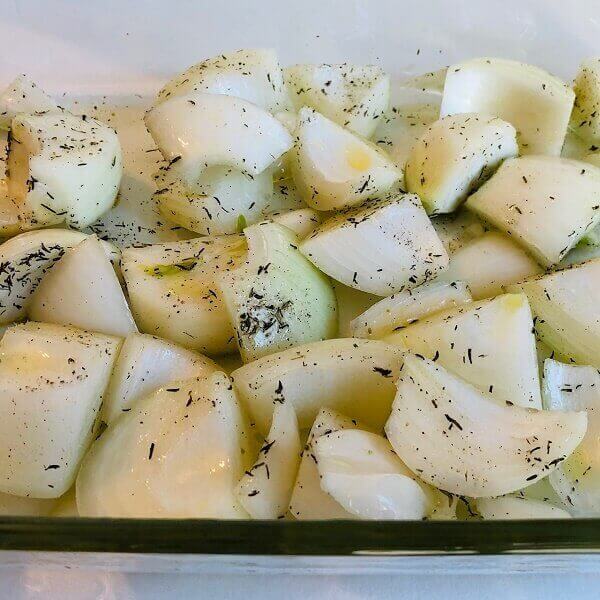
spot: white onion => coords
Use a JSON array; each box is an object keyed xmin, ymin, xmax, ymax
[{"xmin": 385, "ymin": 354, "xmax": 587, "ymax": 497}]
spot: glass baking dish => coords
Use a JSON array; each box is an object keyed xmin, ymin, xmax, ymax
[{"xmin": 0, "ymin": 0, "xmax": 599, "ymax": 571}]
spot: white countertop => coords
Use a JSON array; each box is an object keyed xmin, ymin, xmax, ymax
[{"xmin": 1, "ymin": 569, "xmax": 599, "ymax": 599}]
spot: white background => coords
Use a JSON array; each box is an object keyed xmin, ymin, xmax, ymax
[{"xmin": 0, "ymin": 0, "xmax": 600, "ymax": 597}]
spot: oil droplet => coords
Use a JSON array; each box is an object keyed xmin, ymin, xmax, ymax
[{"xmin": 346, "ymin": 145, "xmax": 372, "ymax": 171}]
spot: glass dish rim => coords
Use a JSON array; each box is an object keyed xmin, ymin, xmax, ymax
[{"xmin": 0, "ymin": 517, "xmax": 599, "ymax": 555}]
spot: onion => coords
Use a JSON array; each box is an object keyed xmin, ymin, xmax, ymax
[
  {"xmin": 441, "ymin": 57, "xmax": 574, "ymax": 155},
  {"xmin": 300, "ymin": 193, "xmax": 448, "ymax": 295},
  {"xmin": 217, "ymin": 221, "xmax": 337, "ymax": 362},
  {"xmin": 291, "ymin": 107, "xmax": 400, "ymax": 211},
  {"xmin": 231, "ymin": 338, "xmax": 404, "ymax": 434},
  {"xmin": 406, "ymin": 113, "xmax": 518, "ymax": 214},
  {"xmin": 385, "ymin": 354, "xmax": 587, "ymax": 497},
  {"xmin": 507, "ymin": 259, "xmax": 600, "ymax": 368},
  {"xmin": 543, "ymin": 359, "xmax": 600, "ymax": 515},
  {"xmin": 466, "ymin": 156, "xmax": 600, "ymax": 266},
  {"xmin": 350, "ymin": 280, "xmax": 471, "ymax": 340},
  {"xmin": 284, "ymin": 63, "xmax": 389, "ymax": 137},
  {"xmin": 385, "ymin": 293, "xmax": 542, "ymax": 409},
  {"xmin": 237, "ymin": 402, "xmax": 301, "ymax": 519}
]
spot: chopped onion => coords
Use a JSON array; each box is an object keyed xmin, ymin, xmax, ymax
[
  {"xmin": 300, "ymin": 193, "xmax": 448, "ymax": 295},
  {"xmin": 231, "ymin": 338, "xmax": 404, "ymax": 434},
  {"xmin": 441, "ymin": 57, "xmax": 574, "ymax": 155},
  {"xmin": 385, "ymin": 354, "xmax": 587, "ymax": 497},
  {"xmin": 543, "ymin": 359, "xmax": 600, "ymax": 515},
  {"xmin": 350, "ymin": 280, "xmax": 472, "ymax": 340},
  {"xmin": 466, "ymin": 156, "xmax": 600, "ymax": 267},
  {"xmin": 385, "ymin": 293, "xmax": 542, "ymax": 409}
]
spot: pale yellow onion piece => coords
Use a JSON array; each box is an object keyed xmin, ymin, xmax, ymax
[
  {"xmin": 372, "ymin": 69, "xmax": 445, "ymax": 170},
  {"xmin": 121, "ymin": 235, "xmax": 247, "ymax": 355},
  {"xmin": 543, "ymin": 359, "xmax": 600, "ymax": 515},
  {"xmin": 217, "ymin": 221, "xmax": 337, "ymax": 362},
  {"xmin": 155, "ymin": 165, "xmax": 274, "ymax": 236},
  {"xmin": 49, "ymin": 487, "xmax": 78, "ymax": 517},
  {"xmin": 0, "ymin": 492, "xmax": 57, "ymax": 516},
  {"xmin": 507, "ymin": 260, "xmax": 600, "ymax": 369},
  {"xmin": 236, "ymin": 402, "xmax": 301, "ymax": 519},
  {"xmin": 0, "ymin": 322, "xmax": 120, "ymax": 498},
  {"xmin": 571, "ymin": 58, "xmax": 600, "ymax": 145},
  {"xmin": 155, "ymin": 48, "xmax": 289, "ymax": 113},
  {"xmin": 0, "ymin": 229, "xmax": 117, "ymax": 325},
  {"xmin": 437, "ymin": 231, "xmax": 542, "ymax": 300},
  {"xmin": 76, "ymin": 373, "xmax": 250, "ymax": 518},
  {"xmin": 476, "ymin": 496, "xmax": 571, "ymax": 520},
  {"xmin": 102, "ymin": 333, "xmax": 218, "ymax": 425},
  {"xmin": 406, "ymin": 113, "xmax": 518, "ymax": 215},
  {"xmin": 333, "ymin": 281, "xmax": 380, "ymax": 338},
  {"xmin": 231, "ymin": 338, "xmax": 404, "ymax": 435},
  {"xmin": 384, "ymin": 294, "xmax": 542, "ymax": 409},
  {"xmin": 385, "ymin": 354, "xmax": 587, "ymax": 497},
  {"xmin": 350, "ymin": 280, "xmax": 472, "ymax": 340},
  {"xmin": 0, "ymin": 74, "xmax": 60, "ymax": 129},
  {"xmin": 284, "ymin": 63, "xmax": 390, "ymax": 137},
  {"xmin": 289, "ymin": 408, "xmax": 363, "ymax": 520},
  {"xmin": 29, "ymin": 236, "xmax": 137, "ymax": 337},
  {"xmin": 7, "ymin": 113, "xmax": 122, "ymax": 229},
  {"xmin": 441, "ymin": 57, "xmax": 574, "ymax": 155},
  {"xmin": 270, "ymin": 208, "xmax": 321, "ymax": 239},
  {"xmin": 300, "ymin": 193, "xmax": 448, "ymax": 296},
  {"xmin": 466, "ymin": 156, "xmax": 600, "ymax": 267},
  {"xmin": 431, "ymin": 210, "xmax": 486, "ymax": 255},
  {"xmin": 400, "ymin": 69, "xmax": 447, "ymax": 96},
  {"xmin": 291, "ymin": 107, "xmax": 401, "ymax": 211},
  {"xmin": 144, "ymin": 92, "xmax": 293, "ymax": 186},
  {"xmin": 313, "ymin": 430, "xmax": 434, "ymax": 520}
]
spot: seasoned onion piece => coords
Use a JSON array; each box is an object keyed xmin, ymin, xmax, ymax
[
  {"xmin": 155, "ymin": 165, "xmax": 274, "ymax": 236},
  {"xmin": 7, "ymin": 113, "xmax": 122, "ymax": 229},
  {"xmin": 507, "ymin": 259, "xmax": 600, "ymax": 368},
  {"xmin": 438, "ymin": 232, "xmax": 542, "ymax": 300},
  {"xmin": 0, "ymin": 230, "xmax": 117, "ymax": 325},
  {"xmin": 385, "ymin": 293, "xmax": 541, "ymax": 408},
  {"xmin": 217, "ymin": 221, "xmax": 337, "ymax": 362},
  {"xmin": 385, "ymin": 355, "xmax": 587, "ymax": 497},
  {"xmin": 291, "ymin": 107, "xmax": 400, "ymax": 211},
  {"xmin": 155, "ymin": 48, "xmax": 289, "ymax": 113},
  {"xmin": 231, "ymin": 338, "xmax": 404, "ymax": 434},
  {"xmin": 441, "ymin": 57, "xmax": 574, "ymax": 155},
  {"xmin": 29, "ymin": 236, "xmax": 137, "ymax": 337},
  {"xmin": 466, "ymin": 156, "xmax": 600, "ymax": 267},
  {"xmin": 270, "ymin": 208, "xmax": 321, "ymax": 239},
  {"xmin": 145, "ymin": 92, "xmax": 292, "ymax": 186},
  {"xmin": 122, "ymin": 235, "xmax": 247, "ymax": 355},
  {"xmin": 405, "ymin": 113, "xmax": 518, "ymax": 215},
  {"xmin": 289, "ymin": 408, "xmax": 362, "ymax": 520},
  {"xmin": 102, "ymin": 333, "xmax": 218, "ymax": 425},
  {"xmin": 0, "ymin": 322, "xmax": 120, "ymax": 498},
  {"xmin": 285, "ymin": 63, "xmax": 390, "ymax": 137},
  {"xmin": 237, "ymin": 402, "xmax": 301, "ymax": 519},
  {"xmin": 0, "ymin": 74, "xmax": 60, "ymax": 129},
  {"xmin": 313, "ymin": 429, "xmax": 434, "ymax": 520},
  {"xmin": 476, "ymin": 496, "xmax": 571, "ymax": 520},
  {"xmin": 571, "ymin": 58, "xmax": 600, "ymax": 145},
  {"xmin": 77, "ymin": 373, "xmax": 250, "ymax": 518},
  {"xmin": 300, "ymin": 193, "xmax": 448, "ymax": 295},
  {"xmin": 350, "ymin": 280, "xmax": 471, "ymax": 340},
  {"xmin": 543, "ymin": 359, "xmax": 600, "ymax": 515}
]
